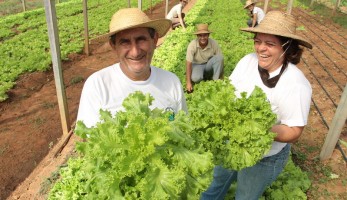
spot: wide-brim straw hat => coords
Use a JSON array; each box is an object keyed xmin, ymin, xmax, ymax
[
  {"xmin": 108, "ymin": 8, "xmax": 171, "ymax": 38},
  {"xmin": 244, "ymin": 0, "xmax": 256, "ymax": 9},
  {"xmin": 193, "ymin": 24, "xmax": 212, "ymax": 35},
  {"xmin": 240, "ymin": 11, "xmax": 312, "ymax": 49}
]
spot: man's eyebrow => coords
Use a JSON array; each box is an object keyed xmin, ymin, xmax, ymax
[
  {"xmin": 118, "ymin": 38, "xmax": 130, "ymax": 43},
  {"xmin": 135, "ymin": 35, "xmax": 148, "ymax": 40},
  {"xmin": 118, "ymin": 35, "xmax": 148, "ymax": 42}
]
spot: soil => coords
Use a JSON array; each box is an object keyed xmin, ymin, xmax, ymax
[{"xmin": 0, "ymin": 0, "xmax": 346, "ymax": 200}]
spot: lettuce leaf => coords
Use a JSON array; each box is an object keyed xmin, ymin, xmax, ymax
[
  {"xmin": 48, "ymin": 91, "xmax": 214, "ymax": 199},
  {"xmin": 186, "ymin": 79, "xmax": 276, "ymax": 170}
]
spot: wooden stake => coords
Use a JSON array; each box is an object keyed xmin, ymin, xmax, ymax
[
  {"xmin": 44, "ymin": 0, "xmax": 71, "ymax": 136},
  {"xmin": 320, "ymin": 84, "xmax": 347, "ymax": 160}
]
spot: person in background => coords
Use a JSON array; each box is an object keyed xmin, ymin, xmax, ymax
[
  {"xmin": 201, "ymin": 11, "xmax": 313, "ymax": 199},
  {"xmin": 244, "ymin": 0, "xmax": 265, "ymax": 27},
  {"xmin": 77, "ymin": 8, "xmax": 187, "ymax": 128},
  {"xmin": 166, "ymin": 0, "xmax": 188, "ymax": 30},
  {"xmin": 185, "ymin": 24, "xmax": 224, "ymax": 93}
]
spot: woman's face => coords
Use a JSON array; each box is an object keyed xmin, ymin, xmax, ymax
[{"xmin": 254, "ymin": 33, "xmax": 285, "ymax": 72}]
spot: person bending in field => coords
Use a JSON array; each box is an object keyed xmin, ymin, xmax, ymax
[
  {"xmin": 77, "ymin": 8, "xmax": 187, "ymax": 128},
  {"xmin": 185, "ymin": 24, "xmax": 224, "ymax": 93},
  {"xmin": 166, "ymin": 0, "xmax": 188, "ymax": 30},
  {"xmin": 201, "ymin": 11, "xmax": 313, "ymax": 199},
  {"xmin": 244, "ymin": 0, "xmax": 265, "ymax": 27}
]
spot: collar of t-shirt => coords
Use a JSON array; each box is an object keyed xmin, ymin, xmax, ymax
[
  {"xmin": 269, "ymin": 64, "xmax": 283, "ymax": 79},
  {"xmin": 195, "ymin": 38, "xmax": 211, "ymax": 50}
]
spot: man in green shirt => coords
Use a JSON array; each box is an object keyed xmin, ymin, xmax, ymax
[{"xmin": 186, "ymin": 24, "xmax": 224, "ymax": 93}]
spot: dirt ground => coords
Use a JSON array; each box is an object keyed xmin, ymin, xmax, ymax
[{"xmin": 0, "ymin": 0, "xmax": 346, "ymax": 199}]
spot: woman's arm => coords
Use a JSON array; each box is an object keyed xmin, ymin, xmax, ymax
[{"xmin": 271, "ymin": 124, "xmax": 304, "ymax": 143}]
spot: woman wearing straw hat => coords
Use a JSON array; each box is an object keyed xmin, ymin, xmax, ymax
[
  {"xmin": 166, "ymin": 0, "xmax": 188, "ymax": 30},
  {"xmin": 186, "ymin": 24, "xmax": 224, "ymax": 93},
  {"xmin": 77, "ymin": 8, "xmax": 187, "ymax": 128},
  {"xmin": 244, "ymin": 0, "xmax": 265, "ymax": 27},
  {"xmin": 201, "ymin": 11, "xmax": 312, "ymax": 199}
]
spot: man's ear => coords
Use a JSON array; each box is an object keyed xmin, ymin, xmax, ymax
[
  {"xmin": 153, "ymin": 32, "xmax": 159, "ymax": 47},
  {"xmin": 109, "ymin": 39, "xmax": 116, "ymax": 50}
]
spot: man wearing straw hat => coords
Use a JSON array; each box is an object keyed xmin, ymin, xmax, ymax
[
  {"xmin": 186, "ymin": 24, "xmax": 224, "ymax": 93},
  {"xmin": 202, "ymin": 11, "xmax": 312, "ymax": 199},
  {"xmin": 244, "ymin": 0, "xmax": 265, "ymax": 27},
  {"xmin": 77, "ymin": 8, "xmax": 187, "ymax": 128},
  {"xmin": 166, "ymin": 0, "xmax": 188, "ymax": 30}
]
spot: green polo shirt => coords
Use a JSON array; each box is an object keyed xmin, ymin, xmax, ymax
[{"xmin": 186, "ymin": 38, "xmax": 222, "ymax": 64}]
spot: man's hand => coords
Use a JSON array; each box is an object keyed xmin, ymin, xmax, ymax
[
  {"xmin": 186, "ymin": 61, "xmax": 193, "ymax": 92},
  {"xmin": 186, "ymin": 82, "xmax": 193, "ymax": 93}
]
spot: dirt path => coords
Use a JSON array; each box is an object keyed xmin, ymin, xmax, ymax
[{"xmin": 0, "ymin": 1, "xmax": 346, "ymax": 199}]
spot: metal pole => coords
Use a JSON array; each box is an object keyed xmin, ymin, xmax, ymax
[
  {"xmin": 165, "ymin": 0, "xmax": 169, "ymax": 17},
  {"xmin": 150, "ymin": 0, "xmax": 152, "ymax": 14},
  {"xmin": 263, "ymin": 0, "xmax": 269, "ymax": 14},
  {"xmin": 43, "ymin": 0, "xmax": 71, "ymax": 135},
  {"xmin": 138, "ymin": 0, "xmax": 142, "ymax": 10},
  {"xmin": 332, "ymin": 0, "xmax": 341, "ymax": 16},
  {"xmin": 21, "ymin": 0, "xmax": 27, "ymax": 12},
  {"xmin": 287, "ymin": 0, "xmax": 293, "ymax": 14},
  {"xmin": 83, "ymin": 0, "xmax": 90, "ymax": 55}
]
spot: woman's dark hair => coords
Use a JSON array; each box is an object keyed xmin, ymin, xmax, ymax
[
  {"xmin": 278, "ymin": 36, "xmax": 303, "ymax": 65},
  {"xmin": 109, "ymin": 27, "xmax": 156, "ymax": 45}
]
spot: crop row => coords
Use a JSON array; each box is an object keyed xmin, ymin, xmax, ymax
[
  {"xmin": 0, "ymin": 0, "xmax": 162, "ymax": 101},
  {"xmin": 153, "ymin": 0, "xmax": 252, "ymax": 84}
]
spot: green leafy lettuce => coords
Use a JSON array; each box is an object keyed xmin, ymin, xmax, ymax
[
  {"xmin": 48, "ymin": 91, "xmax": 214, "ymax": 200},
  {"xmin": 262, "ymin": 156, "xmax": 311, "ymax": 200},
  {"xmin": 186, "ymin": 79, "xmax": 277, "ymax": 170}
]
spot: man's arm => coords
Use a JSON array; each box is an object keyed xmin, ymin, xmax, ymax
[
  {"xmin": 252, "ymin": 13, "xmax": 258, "ymax": 27},
  {"xmin": 76, "ymin": 79, "xmax": 102, "ymax": 128},
  {"xmin": 186, "ymin": 60, "xmax": 193, "ymax": 92},
  {"xmin": 178, "ymin": 12, "xmax": 186, "ymax": 30}
]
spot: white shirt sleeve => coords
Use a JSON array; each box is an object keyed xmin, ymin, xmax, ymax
[
  {"xmin": 76, "ymin": 74, "xmax": 104, "ymax": 128},
  {"xmin": 276, "ymin": 75, "xmax": 312, "ymax": 127}
]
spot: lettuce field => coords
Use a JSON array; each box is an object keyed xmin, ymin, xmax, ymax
[{"xmin": 0, "ymin": 0, "xmax": 346, "ymax": 199}]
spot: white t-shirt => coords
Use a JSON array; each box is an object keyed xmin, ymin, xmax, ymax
[
  {"xmin": 77, "ymin": 63, "xmax": 187, "ymax": 128},
  {"xmin": 253, "ymin": 6, "xmax": 265, "ymax": 24},
  {"xmin": 166, "ymin": 3, "xmax": 183, "ymax": 19},
  {"xmin": 229, "ymin": 53, "xmax": 312, "ymax": 157}
]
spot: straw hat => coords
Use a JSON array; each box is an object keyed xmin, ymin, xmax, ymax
[
  {"xmin": 193, "ymin": 24, "xmax": 212, "ymax": 35},
  {"xmin": 240, "ymin": 11, "xmax": 312, "ymax": 49},
  {"xmin": 108, "ymin": 8, "xmax": 171, "ymax": 38},
  {"xmin": 244, "ymin": 0, "xmax": 256, "ymax": 9}
]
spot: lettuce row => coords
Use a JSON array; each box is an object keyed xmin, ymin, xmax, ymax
[{"xmin": 262, "ymin": 157, "xmax": 311, "ymax": 199}]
